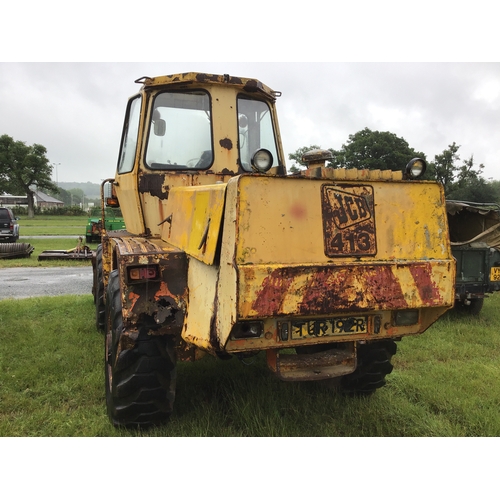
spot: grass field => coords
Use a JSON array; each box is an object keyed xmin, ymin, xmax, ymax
[
  {"xmin": 1, "ymin": 215, "xmax": 499, "ymax": 438},
  {"xmin": 1, "ymin": 216, "xmax": 97, "ymax": 267},
  {"xmin": 17, "ymin": 215, "xmax": 89, "ymax": 236},
  {"xmin": 1, "ymin": 292, "xmax": 500, "ymax": 437}
]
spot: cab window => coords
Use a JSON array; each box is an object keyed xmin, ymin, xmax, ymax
[
  {"xmin": 237, "ymin": 96, "xmax": 280, "ymax": 172},
  {"xmin": 117, "ymin": 95, "xmax": 142, "ymax": 174},
  {"xmin": 145, "ymin": 91, "xmax": 213, "ymax": 170}
]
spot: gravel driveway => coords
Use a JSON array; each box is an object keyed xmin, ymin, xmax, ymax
[{"xmin": 0, "ymin": 266, "xmax": 93, "ymax": 300}]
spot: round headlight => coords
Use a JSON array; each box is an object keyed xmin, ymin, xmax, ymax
[
  {"xmin": 405, "ymin": 158, "xmax": 427, "ymax": 179},
  {"xmin": 251, "ymin": 149, "xmax": 273, "ymax": 173}
]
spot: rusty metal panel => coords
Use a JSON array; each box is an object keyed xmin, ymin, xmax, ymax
[
  {"xmin": 161, "ymin": 183, "xmax": 226, "ymax": 265},
  {"xmin": 113, "ymin": 237, "xmax": 188, "ymax": 333},
  {"xmin": 214, "ymin": 174, "xmax": 454, "ymax": 349},
  {"xmin": 237, "ymin": 261, "xmax": 455, "ymax": 318},
  {"xmin": 181, "ymin": 257, "xmax": 219, "ymax": 352},
  {"xmin": 113, "ymin": 172, "xmax": 145, "ymax": 236},
  {"xmin": 266, "ymin": 345, "xmax": 356, "ymax": 381}
]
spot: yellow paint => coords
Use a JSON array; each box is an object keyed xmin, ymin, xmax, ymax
[
  {"xmin": 113, "ymin": 172, "xmax": 145, "ymax": 235},
  {"xmin": 182, "ymin": 257, "xmax": 218, "ymax": 351},
  {"xmin": 234, "ymin": 175, "xmax": 450, "ymax": 265},
  {"xmin": 162, "ymin": 183, "xmax": 226, "ymax": 265}
]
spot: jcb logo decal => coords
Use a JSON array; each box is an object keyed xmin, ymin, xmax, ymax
[
  {"xmin": 322, "ymin": 185, "xmax": 377, "ymax": 257},
  {"xmin": 327, "ymin": 190, "xmax": 371, "ymax": 229}
]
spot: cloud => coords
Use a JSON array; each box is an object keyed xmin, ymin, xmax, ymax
[{"xmin": 0, "ymin": 62, "xmax": 499, "ymax": 183}]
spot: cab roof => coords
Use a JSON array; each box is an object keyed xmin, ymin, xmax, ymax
[{"xmin": 135, "ymin": 72, "xmax": 280, "ymax": 101}]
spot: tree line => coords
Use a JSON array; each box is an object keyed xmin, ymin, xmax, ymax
[
  {"xmin": 2, "ymin": 129, "xmax": 499, "ymax": 219},
  {"xmin": 0, "ymin": 134, "xmax": 100, "ymax": 218},
  {"xmin": 288, "ymin": 128, "xmax": 499, "ymax": 203}
]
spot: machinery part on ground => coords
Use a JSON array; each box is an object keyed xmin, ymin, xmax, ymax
[
  {"xmin": 0, "ymin": 242, "xmax": 34, "ymax": 259},
  {"xmin": 38, "ymin": 236, "xmax": 93, "ymax": 261},
  {"xmin": 38, "ymin": 247, "xmax": 93, "ymax": 261}
]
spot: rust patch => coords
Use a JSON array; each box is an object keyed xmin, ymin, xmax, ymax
[
  {"xmin": 409, "ymin": 263, "xmax": 442, "ymax": 305},
  {"xmin": 363, "ymin": 266, "xmax": 408, "ymax": 309},
  {"xmin": 243, "ymin": 79, "xmax": 263, "ymax": 93},
  {"xmin": 219, "ymin": 138, "xmax": 233, "ymax": 150},
  {"xmin": 220, "ymin": 168, "xmax": 237, "ymax": 175},
  {"xmin": 251, "ymin": 264, "xmax": 410, "ymax": 317},
  {"xmin": 154, "ymin": 281, "xmax": 178, "ymax": 302},
  {"xmin": 299, "ymin": 268, "xmax": 359, "ymax": 314},
  {"xmin": 138, "ymin": 173, "xmax": 170, "ymax": 200},
  {"xmin": 196, "ymin": 73, "xmax": 219, "ymax": 83},
  {"xmin": 127, "ymin": 291, "xmax": 140, "ymax": 314},
  {"xmin": 252, "ymin": 268, "xmax": 296, "ymax": 316}
]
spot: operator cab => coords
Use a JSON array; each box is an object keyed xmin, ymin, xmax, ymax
[{"xmin": 117, "ymin": 73, "xmax": 285, "ymax": 178}]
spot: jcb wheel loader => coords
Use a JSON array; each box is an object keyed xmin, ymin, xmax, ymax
[{"xmin": 92, "ymin": 72, "xmax": 455, "ymax": 428}]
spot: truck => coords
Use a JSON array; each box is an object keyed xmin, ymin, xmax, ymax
[
  {"xmin": 446, "ymin": 200, "xmax": 500, "ymax": 314},
  {"xmin": 93, "ymin": 72, "xmax": 455, "ymax": 428}
]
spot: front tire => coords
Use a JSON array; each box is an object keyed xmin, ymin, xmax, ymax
[
  {"xmin": 94, "ymin": 244, "xmax": 105, "ymax": 332},
  {"xmin": 340, "ymin": 340, "xmax": 397, "ymax": 395},
  {"xmin": 105, "ymin": 270, "xmax": 177, "ymax": 428}
]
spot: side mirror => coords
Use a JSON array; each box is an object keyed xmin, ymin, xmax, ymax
[
  {"xmin": 154, "ymin": 119, "xmax": 166, "ymax": 136},
  {"xmin": 104, "ymin": 181, "xmax": 120, "ymax": 208}
]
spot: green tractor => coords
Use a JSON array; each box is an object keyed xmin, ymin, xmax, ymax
[{"xmin": 86, "ymin": 207, "xmax": 126, "ymax": 243}]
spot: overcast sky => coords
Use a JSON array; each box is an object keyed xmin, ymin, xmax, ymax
[{"xmin": 1, "ymin": 62, "xmax": 499, "ymax": 185}]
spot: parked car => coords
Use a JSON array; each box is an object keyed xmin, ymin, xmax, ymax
[
  {"xmin": 0, "ymin": 207, "xmax": 19, "ymax": 242},
  {"xmin": 446, "ymin": 200, "xmax": 500, "ymax": 314}
]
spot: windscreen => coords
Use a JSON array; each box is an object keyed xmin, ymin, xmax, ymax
[
  {"xmin": 146, "ymin": 91, "xmax": 213, "ymax": 170},
  {"xmin": 237, "ymin": 96, "xmax": 279, "ymax": 172},
  {"xmin": 117, "ymin": 95, "xmax": 142, "ymax": 174}
]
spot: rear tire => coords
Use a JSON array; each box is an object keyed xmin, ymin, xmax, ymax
[
  {"xmin": 105, "ymin": 270, "xmax": 176, "ymax": 428},
  {"xmin": 340, "ymin": 340, "xmax": 397, "ymax": 396},
  {"xmin": 454, "ymin": 298, "xmax": 484, "ymax": 316},
  {"xmin": 94, "ymin": 244, "xmax": 105, "ymax": 332},
  {"xmin": 468, "ymin": 298, "xmax": 484, "ymax": 315}
]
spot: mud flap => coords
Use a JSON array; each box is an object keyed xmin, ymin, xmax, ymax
[{"xmin": 266, "ymin": 344, "xmax": 357, "ymax": 382}]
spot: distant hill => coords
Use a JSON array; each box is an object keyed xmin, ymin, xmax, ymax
[{"xmin": 58, "ymin": 182, "xmax": 101, "ymax": 198}]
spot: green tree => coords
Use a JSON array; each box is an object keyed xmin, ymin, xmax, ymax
[
  {"xmin": 429, "ymin": 143, "xmax": 489, "ymax": 200},
  {"xmin": 0, "ymin": 134, "xmax": 58, "ymax": 218},
  {"xmin": 329, "ymin": 128, "xmax": 426, "ymax": 171},
  {"xmin": 288, "ymin": 145, "xmax": 322, "ymax": 173},
  {"xmin": 55, "ymin": 187, "xmax": 72, "ymax": 206},
  {"xmin": 455, "ymin": 154, "xmax": 485, "ymax": 189},
  {"xmin": 68, "ymin": 188, "xmax": 85, "ymax": 206},
  {"xmin": 447, "ymin": 177, "xmax": 499, "ymax": 203},
  {"xmin": 429, "ymin": 142, "xmax": 460, "ymax": 194}
]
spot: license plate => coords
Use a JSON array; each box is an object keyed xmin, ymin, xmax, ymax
[
  {"xmin": 490, "ymin": 267, "xmax": 500, "ymax": 281},
  {"xmin": 291, "ymin": 316, "xmax": 368, "ymax": 339}
]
